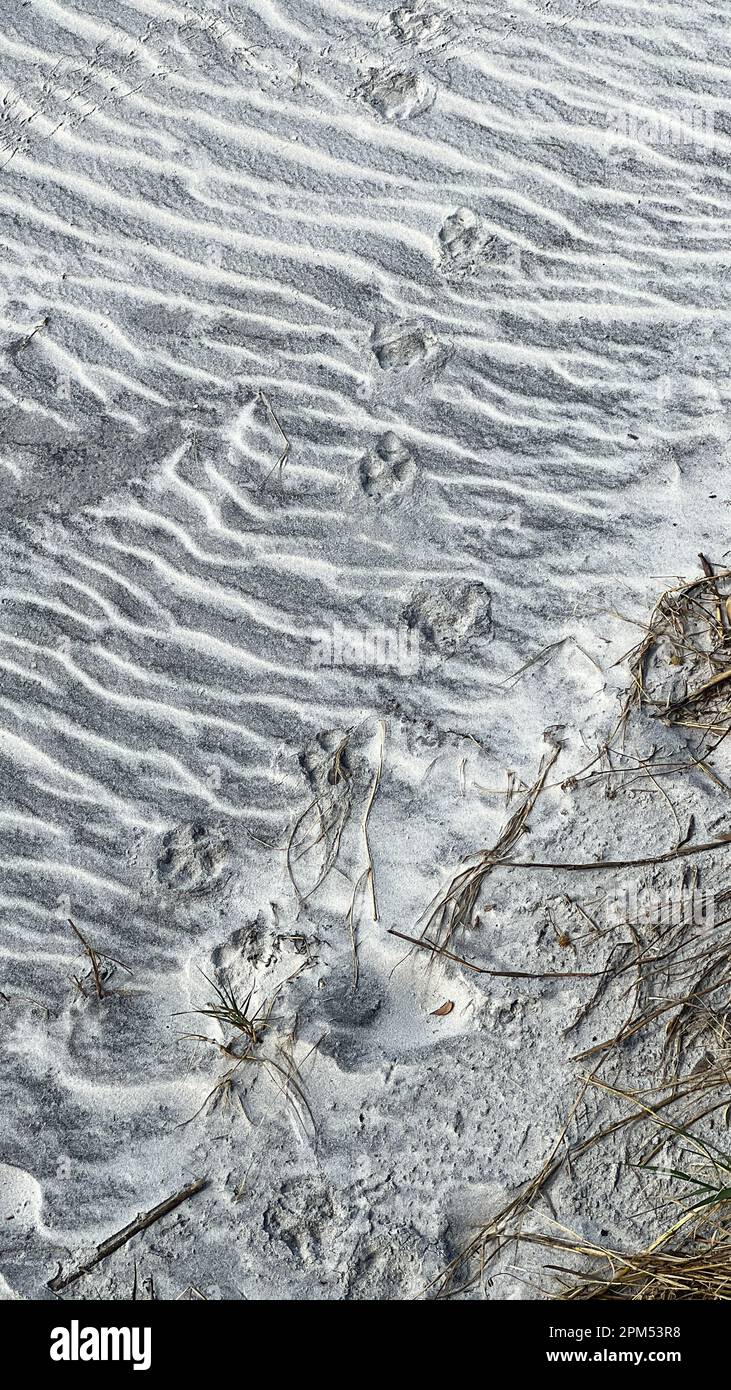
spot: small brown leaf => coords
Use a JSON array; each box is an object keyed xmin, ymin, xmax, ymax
[{"xmin": 431, "ymin": 1000, "xmax": 454, "ymax": 1017}]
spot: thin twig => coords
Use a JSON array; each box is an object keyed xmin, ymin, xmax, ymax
[
  {"xmin": 388, "ymin": 928, "xmax": 608, "ymax": 980},
  {"xmin": 257, "ymin": 389, "xmax": 290, "ymax": 491},
  {"xmin": 48, "ymin": 1178, "xmax": 207, "ymax": 1292}
]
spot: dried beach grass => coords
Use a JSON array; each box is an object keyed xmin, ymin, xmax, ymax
[
  {"xmin": 529, "ymin": 1104, "xmax": 731, "ymax": 1298},
  {"xmin": 287, "ymin": 732, "xmax": 354, "ymax": 904},
  {"xmin": 68, "ymin": 918, "xmax": 131, "ymax": 999},
  {"xmin": 288, "ymin": 721, "xmax": 385, "ymax": 985},
  {"xmin": 433, "ymin": 1063, "xmax": 731, "ymax": 1299},
  {"xmin": 521, "ymin": 1225, "xmax": 731, "ymax": 1300},
  {"xmin": 177, "ymin": 969, "xmax": 313, "ymax": 1135},
  {"xmin": 424, "ymin": 558, "xmax": 731, "ymax": 1297},
  {"xmin": 626, "ymin": 555, "xmax": 731, "ymax": 762},
  {"xmin": 419, "ymin": 736, "xmax": 562, "ymax": 954}
]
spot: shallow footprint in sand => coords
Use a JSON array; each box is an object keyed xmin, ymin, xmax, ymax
[
  {"xmin": 384, "ymin": 1, "xmax": 453, "ymax": 50},
  {"xmin": 360, "ymin": 431, "xmax": 417, "ymax": 502},
  {"xmin": 370, "ymin": 321, "xmax": 448, "ymax": 383},
  {"xmin": 402, "ymin": 580, "xmax": 494, "ymax": 657},
  {"xmin": 437, "ymin": 206, "xmax": 490, "ymax": 277},
  {"xmin": 156, "ymin": 822, "xmax": 229, "ymax": 895},
  {"xmin": 356, "ymin": 68, "xmax": 436, "ymax": 121}
]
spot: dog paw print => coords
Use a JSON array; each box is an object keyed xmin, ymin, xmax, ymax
[{"xmin": 360, "ymin": 432, "xmax": 416, "ymax": 501}]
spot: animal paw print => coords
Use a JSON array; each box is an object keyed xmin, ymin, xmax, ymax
[
  {"xmin": 370, "ymin": 321, "xmax": 448, "ymax": 378},
  {"xmin": 437, "ymin": 207, "xmax": 520, "ymax": 278},
  {"xmin": 384, "ymin": 1, "xmax": 454, "ymax": 50},
  {"xmin": 437, "ymin": 207, "xmax": 489, "ymax": 274},
  {"xmin": 356, "ymin": 68, "xmax": 435, "ymax": 121},
  {"xmin": 156, "ymin": 822, "xmax": 229, "ymax": 894},
  {"xmin": 360, "ymin": 432, "xmax": 416, "ymax": 501},
  {"xmin": 402, "ymin": 581, "xmax": 493, "ymax": 657}
]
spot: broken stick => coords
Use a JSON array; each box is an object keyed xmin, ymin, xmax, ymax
[{"xmin": 48, "ymin": 1177, "xmax": 207, "ymax": 1293}]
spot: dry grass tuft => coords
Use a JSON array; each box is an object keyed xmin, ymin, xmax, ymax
[
  {"xmin": 523, "ymin": 1226, "xmax": 731, "ymax": 1300},
  {"xmin": 525, "ymin": 1114, "xmax": 731, "ymax": 1298},
  {"xmin": 420, "ymin": 736, "xmax": 561, "ymax": 954},
  {"xmin": 424, "ymin": 559, "xmax": 731, "ymax": 1297},
  {"xmin": 288, "ymin": 722, "xmax": 385, "ymax": 985},
  {"xmin": 626, "ymin": 556, "xmax": 731, "ymax": 764},
  {"xmin": 287, "ymin": 733, "xmax": 354, "ymax": 904},
  {"xmin": 433, "ymin": 1067, "xmax": 731, "ymax": 1299},
  {"xmin": 177, "ymin": 969, "xmax": 313, "ymax": 1135},
  {"xmin": 68, "ymin": 918, "xmax": 130, "ymax": 999}
]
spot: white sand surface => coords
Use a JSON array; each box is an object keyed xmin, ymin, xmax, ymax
[{"xmin": 1, "ymin": 0, "xmax": 730, "ymax": 1300}]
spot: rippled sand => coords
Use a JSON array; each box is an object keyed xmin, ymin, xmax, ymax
[{"xmin": 1, "ymin": 1, "xmax": 730, "ymax": 1299}]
